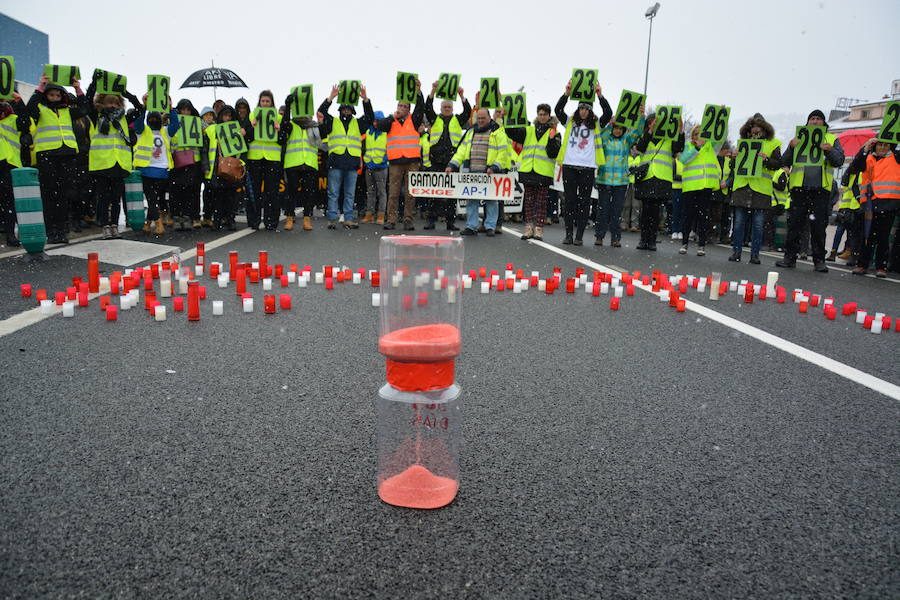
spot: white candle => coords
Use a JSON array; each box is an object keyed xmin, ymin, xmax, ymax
[
  {"xmin": 432, "ymin": 278, "xmax": 441, "ymax": 291},
  {"xmin": 353, "ymin": 273, "xmax": 362, "ymax": 285},
  {"xmin": 154, "ymin": 306, "xmax": 166, "ymax": 321},
  {"xmin": 99, "ymin": 277, "xmax": 110, "ymax": 293},
  {"xmin": 538, "ymin": 280, "xmax": 546, "ymax": 291},
  {"xmin": 521, "ymin": 279, "xmax": 529, "ymax": 291},
  {"xmin": 855, "ymin": 310, "xmax": 867, "ymax": 324},
  {"xmin": 212, "ymin": 300, "xmax": 223, "ymax": 315},
  {"xmin": 195, "ymin": 265, "xmax": 203, "ymax": 276},
  {"xmin": 513, "ymin": 281, "xmax": 522, "ymax": 293},
  {"xmin": 729, "ymin": 281, "xmax": 738, "ymax": 292},
  {"xmin": 614, "ymin": 286, "xmax": 623, "ymax": 298},
  {"xmin": 62, "ymin": 302, "xmax": 75, "ymax": 317},
  {"xmin": 243, "ymin": 298, "xmax": 254, "ymax": 312},
  {"xmin": 40, "ymin": 300, "xmax": 54, "ymax": 314},
  {"xmin": 262, "ymin": 278, "xmax": 272, "ymax": 291},
  {"xmin": 298, "ymin": 276, "xmax": 308, "ymax": 288},
  {"xmin": 178, "ymin": 278, "xmax": 188, "ymax": 295},
  {"xmin": 766, "ymin": 271, "xmax": 778, "ymax": 289},
  {"xmin": 872, "ymin": 322, "xmax": 882, "ymax": 334},
  {"xmin": 287, "ymin": 272, "xmax": 297, "ymax": 283},
  {"xmin": 462, "ymin": 276, "xmax": 472, "ymax": 289},
  {"xmin": 447, "ymin": 285, "xmax": 457, "ymax": 303},
  {"xmin": 601, "ymin": 282, "xmax": 609, "ymax": 295},
  {"xmin": 391, "ymin": 274, "xmax": 401, "ymax": 288},
  {"xmin": 252, "ymin": 261, "xmax": 259, "ymax": 269},
  {"xmin": 160, "ymin": 280, "xmax": 173, "ymax": 297},
  {"xmin": 315, "ymin": 272, "xmax": 324, "ymax": 284},
  {"xmin": 217, "ymin": 276, "xmax": 228, "ymax": 289},
  {"xmin": 481, "ymin": 281, "xmax": 490, "ymax": 294},
  {"xmin": 531, "ymin": 271, "xmax": 539, "ymax": 278},
  {"xmin": 371, "ymin": 293, "xmax": 380, "ymax": 307}
]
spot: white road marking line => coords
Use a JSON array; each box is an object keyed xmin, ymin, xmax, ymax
[
  {"xmin": 505, "ymin": 226, "xmax": 900, "ymax": 402},
  {"xmin": 0, "ymin": 227, "xmax": 257, "ymax": 339}
]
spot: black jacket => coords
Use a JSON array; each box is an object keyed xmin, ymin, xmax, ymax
[
  {"xmin": 554, "ymin": 94, "xmax": 613, "ymax": 129},
  {"xmin": 424, "ymin": 95, "xmax": 471, "ymax": 167}
]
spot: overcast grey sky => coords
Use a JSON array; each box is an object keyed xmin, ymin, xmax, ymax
[{"xmin": 5, "ymin": 0, "xmax": 898, "ymax": 140}]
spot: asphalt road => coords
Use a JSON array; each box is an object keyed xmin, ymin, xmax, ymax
[{"xmin": 1, "ymin": 221, "xmax": 898, "ymax": 599}]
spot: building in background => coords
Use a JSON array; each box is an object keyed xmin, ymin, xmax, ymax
[
  {"xmin": 0, "ymin": 12, "xmax": 49, "ymax": 96},
  {"xmin": 829, "ymin": 79, "xmax": 900, "ymax": 135}
]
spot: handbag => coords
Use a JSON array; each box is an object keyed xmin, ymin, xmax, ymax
[
  {"xmin": 173, "ymin": 149, "xmax": 196, "ymax": 169},
  {"xmin": 216, "ymin": 156, "xmax": 245, "ymax": 184}
]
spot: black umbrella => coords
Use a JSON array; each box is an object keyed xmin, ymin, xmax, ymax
[{"xmin": 180, "ymin": 61, "xmax": 247, "ymax": 100}]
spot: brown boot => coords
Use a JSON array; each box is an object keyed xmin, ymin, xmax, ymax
[
  {"xmin": 142, "ymin": 220, "xmax": 151, "ymax": 233},
  {"xmin": 284, "ymin": 216, "xmax": 295, "ymax": 231},
  {"xmin": 161, "ymin": 211, "xmax": 173, "ymax": 227},
  {"xmin": 360, "ymin": 210, "xmax": 374, "ymax": 224},
  {"xmin": 520, "ymin": 224, "xmax": 533, "ymax": 240},
  {"xmin": 154, "ymin": 219, "xmax": 165, "ymax": 234},
  {"xmin": 303, "ymin": 216, "xmax": 313, "ymax": 231},
  {"xmin": 533, "ymin": 226, "xmax": 543, "ymax": 241},
  {"xmin": 837, "ymin": 248, "xmax": 852, "ymax": 260},
  {"xmin": 375, "ymin": 211, "xmax": 385, "ymax": 225}
]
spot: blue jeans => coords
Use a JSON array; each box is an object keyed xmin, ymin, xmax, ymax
[
  {"xmin": 595, "ymin": 184, "xmax": 627, "ymax": 241},
  {"xmin": 326, "ymin": 168, "xmax": 358, "ymax": 221},
  {"xmin": 732, "ymin": 207, "xmax": 764, "ymax": 256},
  {"xmin": 466, "ymin": 200, "xmax": 498, "ymax": 231}
]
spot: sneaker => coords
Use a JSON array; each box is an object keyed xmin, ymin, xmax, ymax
[
  {"xmin": 851, "ymin": 266, "xmax": 867, "ymax": 275},
  {"xmin": 192, "ymin": 219, "xmax": 202, "ymax": 229},
  {"xmin": 101, "ymin": 226, "xmax": 113, "ymax": 240},
  {"xmin": 697, "ymin": 246, "xmax": 706, "ymax": 256},
  {"xmin": 343, "ymin": 220, "xmax": 359, "ymax": 229},
  {"xmin": 837, "ymin": 248, "xmax": 852, "ymax": 260},
  {"xmin": 110, "ymin": 225, "xmax": 122, "ymax": 239},
  {"xmin": 460, "ymin": 227, "xmax": 476, "ymax": 236},
  {"xmin": 875, "ymin": 269, "xmax": 887, "ymax": 278},
  {"xmin": 485, "ymin": 229, "xmax": 495, "ymax": 237},
  {"xmin": 611, "ymin": 240, "xmax": 621, "ymax": 248},
  {"xmin": 678, "ymin": 245, "xmax": 687, "ymax": 255},
  {"xmin": 636, "ymin": 241, "xmax": 649, "ymax": 250}
]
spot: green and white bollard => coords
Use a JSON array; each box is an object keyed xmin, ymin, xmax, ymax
[
  {"xmin": 11, "ymin": 167, "xmax": 46, "ymax": 254},
  {"xmin": 125, "ymin": 170, "xmax": 146, "ymax": 232}
]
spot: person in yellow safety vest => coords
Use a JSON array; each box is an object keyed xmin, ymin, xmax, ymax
[
  {"xmin": 424, "ymin": 80, "xmax": 470, "ymax": 230},
  {"xmin": 505, "ymin": 103, "xmax": 563, "ymax": 241},
  {"xmin": 0, "ymin": 92, "xmax": 28, "ymax": 247},
  {"xmin": 202, "ymin": 105, "xmax": 248, "ymax": 230},
  {"xmin": 360, "ymin": 110, "xmax": 388, "ymax": 225},
  {"xmin": 133, "ymin": 94, "xmax": 179, "ymax": 234},
  {"xmin": 245, "ymin": 90, "xmax": 284, "ymax": 231},
  {"xmin": 622, "ymin": 153, "xmax": 642, "ymax": 231},
  {"xmin": 168, "ymin": 99, "xmax": 207, "ymax": 232},
  {"xmin": 279, "ymin": 92, "xmax": 323, "ymax": 232},
  {"xmin": 318, "ymin": 83, "xmax": 375, "ymax": 229},
  {"xmin": 678, "ymin": 125, "xmax": 722, "ymax": 256},
  {"xmin": 633, "ymin": 110, "xmax": 685, "ymax": 250},
  {"xmin": 85, "ymin": 74, "xmax": 140, "ymax": 240},
  {"xmin": 776, "ymin": 109, "xmax": 845, "ymax": 272},
  {"xmin": 554, "ymin": 78, "xmax": 612, "ymax": 245},
  {"xmin": 725, "ymin": 113, "xmax": 782, "ymax": 264},
  {"xmin": 849, "ymin": 137, "xmax": 900, "ymax": 277},
  {"xmin": 375, "ymin": 79, "xmax": 426, "ymax": 230},
  {"xmin": 445, "ymin": 108, "xmax": 510, "ymax": 236},
  {"xmin": 25, "ymin": 72, "xmax": 91, "ymax": 244},
  {"xmin": 827, "ymin": 169, "xmax": 863, "ymax": 263},
  {"xmin": 490, "ymin": 106, "xmax": 515, "ymax": 233}
]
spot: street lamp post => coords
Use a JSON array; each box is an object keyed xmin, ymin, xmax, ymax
[{"xmin": 643, "ymin": 3, "xmax": 660, "ymax": 96}]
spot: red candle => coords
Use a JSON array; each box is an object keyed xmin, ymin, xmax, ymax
[
  {"xmin": 759, "ymin": 286, "xmax": 767, "ymax": 301},
  {"xmin": 669, "ymin": 291, "xmax": 679, "ymax": 307},
  {"xmin": 196, "ymin": 241, "xmax": 205, "ymax": 265},
  {"xmin": 21, "ymin": 284, "xmax": 32, "ymax": 297},
  {"xmin": 229, "ymin": 251, "xmax": 239, "ymax": 280},
  {"xmin": 479, "ymin": 267, "xmax": 487, "ymax": 278},
  {"xmin": 87, "ymin": 252, "xmax": 100, "ymax": 293},
  {"xmin": 371, "ymin": 272, "xmax": 381, "ymax": 287},
  {"xmin": 144, "ymin": 272, "xmax": 153, "ymax": 290},
  {"xmin": 209, "ymin": 263, "xmax": 220, "ymax": 278},
  {"xmin": 530, "ymin": 275, "xmax": 538, "ymax": 286},
  {"xmin": 325, "ymin": 265, "xmax": 333, "ymax": 278},
  {"xmin": 469, "ymin": 269, "xmax": 477, "ymax": 280},
  {"xmin": 249, "ymin": 269, "xmax": 259, "ymax": 284},
  {"xmin": 150, "ymin": 264, "xmax": 160, "ymax": 279},
  {"xmin": 325, "ymin": 277, "xmax": 334, "ymax": 290},
  {"xmin": 863, "ymin": 315, "xmax": 873, "ymax": 329},
  {"xmin": 258, "ymin": 251, "xmax": 268, "ymax": 280},
  {"xmin": 99, "ymin": 296, "xmax": 111, "ymax": 310},
  {"xmin": 719, "ymin": 281, "xmax": 729, "ymax": 296},
  {"xmin": 825, "ymin": 308, "xmax": 836, "ymax": 320},
  {"xmin": 841, "ymin": 302, "xmax": 857, "ymax": 316},
  {"xmin": 198, "ymin": 286, "xmax": 207, "ymax": 300},
  {"xmin": 506, "ymin": 262, "xmax": 514, "ymax": 270},
  {"xmin": 810, "ymin": 295, "xmax": 820, "ymax": 307},
  {"xmin": 145, "ymin": 291, "xmax": 156, "ymax": 311},
  {"xmin": 799, "ymin": 301, "xmax": 808, "ymax": 313},
  {"xmin": 36, "ymin": 289, "xmax": 47, "ymax": 302},
  {"xmin": 236, "ymin": 269, "xmax": 247, "ymax": 295},
  {"xmin": 289, "ymin": 263, "xmax": 299, "ymax": 273},
  {"xmin": 402, "ymin": 295, "xmax": 413, "ymax": 310},
  {"xmin": 626, "ymin": 284, "xmax": 634, "ymax": 297},
  {"xmin": 72, "ymin": 276, "xmax": 83, "ymax": 287},
  {"xmin": 263, "ymin": 294, "xmax": 276, "ymax": 314},
  {"xmin": 54, "ymin": 291, "xmax": 65, "ymax": 305},
  {"xmin": 417, "ymin": 292, "xmax": 428, "ymax": 306},
  {"xmin": 66, "ymin": 287, "xmax": 76, "ymax": 301},
  {"xmin": 676, "ymin": 299, "xmax": 686, "ymax": 312},
  {"xmin": 591, "ymin": 282, "xmax": 600, "ymax": 296},
  {"xmin": 882, "ymin": 316, "xmax": 892, "ymax": 330},
  {"xmin": 173, "ymin": 297, "xmax": 185, "ymax": 312},
  {"xmin": 279, "ymin": 294, "xmax": 292, "ymax": 310},
  {"xmin": 610, "ymin": 297, "xmax": 620, "ymax": 310},
  {"xmin": 106, "ymin": 305, "xmax": 118, "ymax": 321},
  {"xmin": 642, "ymin": 275, "xmax": 650, "ymax": 286},
  {"xmin": 515, "ymin": 269, "xmax": 524, "ymax": 279},
  {"xmin": 337, "ymin": 271, "xmax": 345, "ymax": 283},
  {"xmin": 280, "ymin": 275, "xmax": 288, "ymax": 287},
  {"xmin": 497, "ymin": 280, "xmax": 506, "ymax": 291},
  {"xmin": 77, "ymin": 291, "xmax": 89, "ymax": 307},
  {"xmin": 506, "ymin": 277, "xmax": 514, "ymax": 288},
  {"xmin": 744, "ymin": 287, "xmax": 754, "ymax": 304},
  {"xmin": 566, "ymin": 278, "xmax": 575, "ymax": 293},
  {"xmin": 78, "ymin": 282, "xmax": 89, "ymax": 294}
]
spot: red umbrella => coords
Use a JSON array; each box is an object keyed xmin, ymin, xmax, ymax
[{"xmin": 836, "ymin": 129, "xmax": 876, "ymax": 160}]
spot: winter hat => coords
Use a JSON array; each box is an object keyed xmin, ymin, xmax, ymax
[
  {"xmin": 578, "ymin": 102, "xmax": 592, "ymax": 111},
  {"xmin": 373, "ymin": 110, "xmax": 385, "ymax": 121},
  {"xmin": 807, "ymin": 109, "xmax": 827, "ymax": 126},
  {"xmin": 200, "ymin": 106, "xmax": 215, "ymax": 119},
  {"xmin": 339, "ymin": 104, "xmax": 357, "ymax": 115},
  {"xmin": 176, "ymin": 98, "xmax": 200, "ymax": 117}
]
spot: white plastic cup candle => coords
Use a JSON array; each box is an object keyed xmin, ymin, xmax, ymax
[
  {"xmin": 287, "ymin": 272, "xmax": 297, "ymax": 283},
  {"xmin": 372, "ymin": 293, "xmax": 381, "ymax": 307},
  {"xmin": 447, "ymin": 285, "xmax": 457, "ymax": 303},
  {"xmin": 62, "ymin": 302, "xmax": 75, "ymax": 317},
  {"xmin": 243, "ymin": 298, "xmax": 254, "ymax": 312},
  {"xmin": 614, "ymin": 286, "xmax": 623, "ymax": 298},
  {"xmin": 263, "ymin": 278, "xmax": 272, "ymax": 291},
  {"xmin": 353, "ymin": 273, "xmax": 362, "ymax": 285},
  {"xmin": 40, "ymin": 300, "xmax": 54, "ymax": 314},
  {"xmin": 315, "ymin": 272, "xmax": 324, "ymax": 284},
  {"xmin": 538, "ymin": 280, "xmax": 546, "ymax": 291},
  {"xmin": 154, "ymin": 306, "xmax": 166, "ymax": 321},
  {"xmin": 481, "ymin": 281, "xmax": 490, "ymax": 294},
  {"xmin": 855, "ymin": 310, "xmax": 867, "ymax": 324},
  {"xmin": 212, "ymin": 300, "xmax": 224, "ymax": 315},
  {"xmin": 601, "ymin": 282, "xmax": 609, "ymax": 295}
]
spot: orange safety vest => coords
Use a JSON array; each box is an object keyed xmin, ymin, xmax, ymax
[
  {"xmin": 386, "ymin": 116, "xmax": 420, "ymax": 161},
  {"xmin": 864, "ymin": 153, "xmax": 900, "ymax": 201}
]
